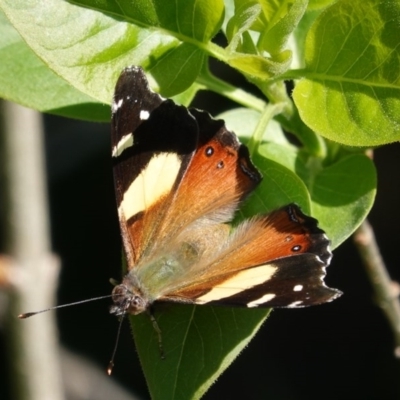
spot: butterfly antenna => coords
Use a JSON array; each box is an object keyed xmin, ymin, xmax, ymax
[
  {"xmin": 148, "ymin": 308, "xmax": 165, "ymax": 360},
  {"xmin": 107, "ymin": 316, "xmax": 125, "ymax": 375},
  {"xmin": 18, "ymin": 295, "xmax": 113, "ymax": 319}
]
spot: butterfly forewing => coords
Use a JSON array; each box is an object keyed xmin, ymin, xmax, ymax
[
  {"xmin": 112, "ymin": 67, "xmax": 262, "ymax": 270},
  {"xmin": 112, "ymin": 67, "xmax": 198, "ymax": 266}
]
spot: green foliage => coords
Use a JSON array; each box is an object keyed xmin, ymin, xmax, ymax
[
  {"xmin": 132, "ymin": 305, "xmax": 269, "ymax": 400},
  {"xmin": 0, "ymin": 0, "xmax": 392, "ymax": 398},
  {"xmin": 292, "ymin": 1, "xmax": 400, "ymax": 146}
]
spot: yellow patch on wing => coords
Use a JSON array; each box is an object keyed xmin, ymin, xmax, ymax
[
  {"xmin": 119, "ymin": 153, "xmax": 181, "ymax": 220},
  {"xmin": 195, "ymin": 263, "xmax": 277, "ymax": 304}
]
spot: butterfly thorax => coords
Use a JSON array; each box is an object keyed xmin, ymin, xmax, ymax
[{"xmin": 110, "ymin": 244, "xmax": 199, "ymax": 316}]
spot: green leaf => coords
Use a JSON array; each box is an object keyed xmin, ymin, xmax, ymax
[
  {"xmin": 0, "ymin": 10, "xmax": 108, "ymax": 121},
  {"xmin": 311, "ymin": 154, "xmax": 377, "ymax": 248},
  {"xmin": 292, "ymin": 0, "xmax": 400, "ymax": 146},
  {"xmin": 291, "ymin": 8, "xmax": 323, "ymax": 69},
  {"xmin": 0, "ymin": 0, "xmax": 305, "ymax": 110},
  {"xmin": 0, "ymin": 0, "xmax": 208, "ymax": 107},
  {"xmin": 260, "ymin": 0, "xmax": 308, "ymax": 55},
  {"xmin": 275, "ymin": 106, "xmax": 328, "ymax": 157},
  {"xmin": 149, "ymin": 44, "xmax": 205, "ymax": 97},
  {"xmin": 239, "ymin": 0, "xmax": 291, "ymax": 32},
  {"xmin": 131, "ymin": 305, "xmax": 269, "ymax": 400},
  {"xmin": 225, "ymin": 0, "xmax": 305, "ymax": 77},
  {"xmin": 226, "ymin": 2, "xmax": 261, "ymax": 52},
  {"xmin": 308, "ymin": 0, "xmax": 337, "ymax": 11},
  {"xmin": 79, "ymin": 0, "xmax": 225, "ymax": 43},
  {"xmin": 241, "ymin": 154, "xmax": 312, "ymax": 217},
  {"xmin": 218, "ymin": 107, "xmax": 288, "ymax": 144},
  {"xmin": 258, "ymin": 142, "xmax": 307, "ymax": 178}
]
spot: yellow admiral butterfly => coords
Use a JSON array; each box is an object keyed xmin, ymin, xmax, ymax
[{"xmin": 109, "ymin": 66, "xmax": 341, "ymax": 320}]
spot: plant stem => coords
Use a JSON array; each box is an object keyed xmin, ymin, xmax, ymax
[
  {"xmin": 247, "ymin": 102, "xmax": 285, "ymax": 156},
  {"xmin": 0, "ymin": 101, "xmax": 64, "ymax": 400},
  {"xmin": 353, "ymin": 219, "xmax": 400, "ymax": 358},
  {"xmin": 197, "ymin": 68, "xmax": 266, "ymax": 111}
]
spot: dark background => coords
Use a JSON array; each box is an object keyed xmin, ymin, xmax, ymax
[{"xmin": 1, "ymin": 66, "xmax": 400, "ymax": 399}]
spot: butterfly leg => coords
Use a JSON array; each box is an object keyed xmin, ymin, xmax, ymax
[{"xmin": 147, "ymin": 307, "xmax": 165, "ymax": 359}]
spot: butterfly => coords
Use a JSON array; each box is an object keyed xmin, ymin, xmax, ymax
[{"xmin": 109, "ymin": 66, "xmax": 341, "ymax": 321}]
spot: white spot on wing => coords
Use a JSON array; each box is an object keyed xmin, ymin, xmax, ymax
[
  {"xmin": 112, "ymin": 98, "xmax": 123, "ymax": 113},
  {"xmin": 287, "ymin": 300, "xmax": 303, "ymax": 308},
  {"xmin": 195, "ymin": 264, "xmax": 277, "ymax": 304},
  {"xmin": 112, "ymin": 133, "xmax": 133, "ymax": 158},
  {"xmin": 119, "ymin": 153, "xmax": 181, "ymax": 219},
  {"xmin": 293, "ymin": 284, "xmax": 303, "ymax": 292},
  {"xmin": 247, "ymin": 293, "xmax": 276, "ymax": 308},
  {"xmin": 140, "ymin": 110, "xmax": 150, "ymax": 120}
]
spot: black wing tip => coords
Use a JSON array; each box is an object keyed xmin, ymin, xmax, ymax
[
  {"xmin": 326, "ymin": 287, "xmax": 343, "ymax": 301},
  {"xmin": 113, "ymin": 66, "xmax": 153, "ymax": 100},
  {"xmin": 287, "ymin": 286, "xmax": 343, "ymax": 308},
  {"xmin": 118, "ymin": 65, "xmax": 146, "ymax": 82},
  {"xmin": 122, "ymin": 65, "xmax": 143, "ymax": 73}
]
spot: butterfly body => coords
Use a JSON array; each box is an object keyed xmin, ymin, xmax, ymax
[{"xmin": 110, "ymin": 66, "xmax": 341, "ymax": 318}]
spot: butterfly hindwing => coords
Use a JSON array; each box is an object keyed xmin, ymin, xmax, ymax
[{"xmin": 158, "ymin": 204, "xmax": 340, "ymax": 308}]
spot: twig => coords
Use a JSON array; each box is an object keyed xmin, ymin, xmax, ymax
[
  {"xmin": 0, "ymin": 101, "xmax": 64, "ymax": 400},
  {"xmin": 353, "ymin": 219, "xmax": 400, "ymax": 357}
]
